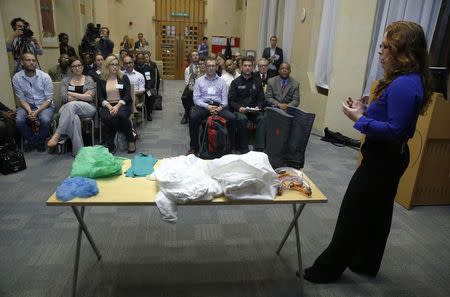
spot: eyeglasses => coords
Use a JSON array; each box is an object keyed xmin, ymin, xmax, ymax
[
  {"xmin": 258, "ymin": 64, "xmax": 268, "ymax": 67},
  {"xmin": 110, "ymin": 63, "xmax": 119, "ymax": 67},
  {"xmin": 379, "ymin": 43, "xmax": 389, "ymax": 49},
  {"xmin": 124, "ymin": 61, "xmax": 134, "ymax": 65},
  {"xmin": 206, "ymin": 65, "xmax": 216, "ymax": 68},
  {"xmin": 71, "ymin": 64, "xmax": 83, "ymax": 68}
]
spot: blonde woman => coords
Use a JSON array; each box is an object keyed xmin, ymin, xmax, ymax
[
  {"xmin": 47, "ymin": 57, "xmax": 96, "ymax": 155},
  {"xmin": 98, "ymin": 55, "xmax": 136, "ymax": 153}
]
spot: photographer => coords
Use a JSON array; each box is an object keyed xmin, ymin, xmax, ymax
[
  {"xmin": 79, "ymin": 23, "xmax": 100, "ymax": 56},
  {"xmin": 6, "ymin": 18, "xmax": 43, "ymax": 74}
]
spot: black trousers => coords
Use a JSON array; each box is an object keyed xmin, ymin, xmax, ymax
[
  {"xmin": 99, "ymin": 105, "xmax": 133, "ymax": 143},
  {"xmin": 181, "ymin": 87, "xmax": 194, "ymax": 114},
  {"xmin": 0, "ymin": 118, "xmax": 17, "ymax": 146},
  {"xmin": 189, "ymin": 106, "xmax": 236, "ymax": 150},
  {"xmin": 145, "ymin": 94, "xmax": 155, "ymax": 114},
  {"xmin": 311, "ymin": 139, "xmax": 410, "ymax": 277}
]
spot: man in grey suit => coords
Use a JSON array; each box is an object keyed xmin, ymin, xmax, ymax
[{"xmin": 265, "ymin": 63, "xmax": 300, "ymax": 110}]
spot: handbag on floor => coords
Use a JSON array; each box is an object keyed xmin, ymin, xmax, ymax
[
  {"xmin": 153, "ymin": 94, "xmax": 163, "ymax": 110},
  {"xmin": 0, "ymin": 143, "xmax": 26, "ymax": 175}
]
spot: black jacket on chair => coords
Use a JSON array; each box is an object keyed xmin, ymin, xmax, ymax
[{"xmin": 98, "ymin": 75, "xmax": 132, "ymax": 106}]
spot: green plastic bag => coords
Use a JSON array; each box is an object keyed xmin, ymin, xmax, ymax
[{"xmin": 70, "ymin": 146, "xmax": 125, "ymax": 178}]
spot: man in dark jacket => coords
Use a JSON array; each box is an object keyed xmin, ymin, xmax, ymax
[
  {"xmin": 262, "ymin": 36, "xmax": 283, "ymax": 78},
  {"xmin": 134, "ymin": 52, "xmax": 160, "ymax": 121},
  {"xmin": 228, "ymin": 56, "xmax": 266, "ymax": 152}
]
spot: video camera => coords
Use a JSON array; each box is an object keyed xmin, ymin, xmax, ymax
[
  {"xmin": 22, "ymin": 21, "xmax": 33, "ymax": 39},
  {"xmin": 85, "ymin": 23, "xmax": 101, "ymax": 40}
]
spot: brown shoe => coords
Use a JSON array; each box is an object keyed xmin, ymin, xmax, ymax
[{"xmin": 127, "ymin": 142, "xmax": 136, "ymax": 154}]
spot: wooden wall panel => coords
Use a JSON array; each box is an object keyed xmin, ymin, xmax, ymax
[{"xmin": 155, "ymin": 0, "xmax": 206, "ymax": 79}]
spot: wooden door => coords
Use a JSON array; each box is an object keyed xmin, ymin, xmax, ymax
[{"xmin": 155, "ymin": 0, "xmax": 206, "ymax": 80}]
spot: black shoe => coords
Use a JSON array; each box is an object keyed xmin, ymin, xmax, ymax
[
  {"xmin": 146, "ymin": 113, "xmax": 153, "ymax": 121},
  {"xmin": 186, "ymin": 148, "xmax": 198, "ymax": 156},
  {"xmin": 36, "ymin": 142, "xmax": 46, "ymax": 152},
  {"xmin": 107, "ymin": 142, "xmax": 116, "ymax": 154},
  {"xmin": 303, "ymin": 266, "xmax": 342, "ymax": 284},
  {"xmin": 181, "ymin": 114, "xmax": 189, "ymax": 124},
  {"xmin": 23, "ymin": 143, "xmax": 35, "ymax": 152}
]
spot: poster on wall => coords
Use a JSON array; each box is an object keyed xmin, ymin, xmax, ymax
[
  {"xmin": 36, "ymin": 0, "xmax": 58, "ymax": 47},
  {"xmin": 211, "ymin": 36, "xmax": 240, "ymax": 56}
]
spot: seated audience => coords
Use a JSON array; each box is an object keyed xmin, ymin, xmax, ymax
[
  {"xmin": 256, "ymin": 58, "xmax": 270, "ymax": 89},
  {"xmin": 184, "ymin": 50, "xmax": 199, "ymax": 86},
  {"xmin": 6, "ymin": 18, "xmax": 43, "ymax": 73},
  {"xmin": 188, "ymin": 57, "xmax": 236, "ymax": 155},
  {"xmin": 216, "ymin": 53, "xmax": 226, "ymax": 76},
  {"xmin": 98, "ymin": 55, "xmax": 135, "ymax": 154},
  {"xmin": 47, "ymin": 57, "xmax": 97, "ymax": 156},
  {"xmin": 86, "ymin": 53, "xmax": 104, "ymax": 85},
  {"xmin": 134, "ymin": 52, "xmax": 160, "ymax": 121},
  {"xmin": 123, "ymin": 55, "xmax": 145, "ymax": 114},
  {"xmin": 220, "ymin": 59, "xmax": 239, "ymax": 88},
  {"xmin": 144, "ymin": 52, "xmax": 152, "ymax": 65},
  {"xmin": 119, "ymin": 49, "xmax": 129, "ymax": 70},
  {"xmin": 265, "ymin": 63, "xmax": 300, "ymax": 110},
  {"xmin": 81, "ymin": 52, "xmax": 95, "ymax": 75},
  {"xmin": 58, "ymin": 33, "xmax": 77, "ymax": 57},
  {"xmin": 228, "ymin": 56, "xmax": 266, "ymax": 153},
  {"xmin": 138, "ymin": 39, "xmax": 149, "ymax": 53},
  {"xmin": 13, "ymin": 52, "xmax": 54, "ymax": 152},
  {"xmin": 48, "ymin": 54, "xmax": 70, "ymax": 82},
  {"xmin": 120, "ymin": 35, "xmax": 133, "ymax": 51},
  {"xmin": 134, "ymin": 33, "xmax": 145, "ymax": 49},
  {"xmin": 181, "ymin": 57, "xmax": 207, "ymax": 124},
  {"xmin": 0, "ymin": 101, "xmax": 17, "ymax": 146}
]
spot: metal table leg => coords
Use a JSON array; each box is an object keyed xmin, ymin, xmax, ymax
[
  {"xmin": 276, "ymin": 203, "xmax": 305, "ymax": 254},
  {"xmin": 71, "ymin": 206, "xmax": 102, "ymax": 297},
  {"xmin": 276, "ymin": 203, "xmax": 306, "ymax": 296}
]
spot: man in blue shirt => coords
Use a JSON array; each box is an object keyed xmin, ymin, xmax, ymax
[
  {"xmin": 12, "ymin": 52, "xmax": 54, "ymax": 152},
  {"xmin": 188, "ymin": 57, "xmax": 236, "ymax": 155}
]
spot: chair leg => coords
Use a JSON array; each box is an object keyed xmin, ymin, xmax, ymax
[{"xmin": 90, "ymin": 119, "xmax": 95, "ymax": 146}]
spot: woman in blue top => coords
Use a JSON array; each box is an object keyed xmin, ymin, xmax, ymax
[{"xmin": 304, "ymin": 21, "xmax": 432, "ymax": 283}]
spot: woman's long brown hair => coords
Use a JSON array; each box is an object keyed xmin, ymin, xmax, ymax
[{"xmin": 374, "ymin": 21, "xmax": 432, "ymax": 114}]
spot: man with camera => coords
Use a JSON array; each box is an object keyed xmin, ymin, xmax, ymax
[{"xmin": 6, "ymin": 18, "xmax": 43, "ymax": 74}]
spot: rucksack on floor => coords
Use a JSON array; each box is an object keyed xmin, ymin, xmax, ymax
[{"xmin": 199, "ymin": 115, "xmax": 230, "ymax": 159}]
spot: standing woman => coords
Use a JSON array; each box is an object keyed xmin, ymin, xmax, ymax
[
  {"xmin": 98, "ymin": 55, "xmax": 136, "ymax": 154},
  {"xmin": 47, "ymin": 57, "xmax": 97, "ymax": 155},
  {"xmin": 304, "ymin": 21, "xmax": 432, "ymax": 283}
]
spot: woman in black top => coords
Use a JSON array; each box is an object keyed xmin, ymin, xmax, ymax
[{"xmin": 98, "ymin": 55, "xmax": 136, "ymax": 153}]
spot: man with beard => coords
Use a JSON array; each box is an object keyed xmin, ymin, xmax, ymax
[{"xmin": 12, "ymin": 52, "xmax": 54, "ymax": 152}]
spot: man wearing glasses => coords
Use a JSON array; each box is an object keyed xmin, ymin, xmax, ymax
[
  {"xmin": 12, "ymin": 52, "xmax": 54, "ymax": 152},
  {"xmin": 256, "ymin": 58, "xmax": 271, "ymax": 89},
  {"xmin": 187, "ymin": 57, "xmax": 236, "ymax": 155}
]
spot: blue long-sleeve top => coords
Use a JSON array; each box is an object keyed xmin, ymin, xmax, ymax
[{"xmin": 354, "ymin": 73, "xmax": 424, "ymax": 141}]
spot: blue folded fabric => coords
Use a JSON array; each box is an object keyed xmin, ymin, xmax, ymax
[
  {"xmin": 56, "ymin": 177, "xmax": 99, "ymax": 201},
  {"xmin": 125, "ymin": 153, "xmax": 158, "ymax": 177}
]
